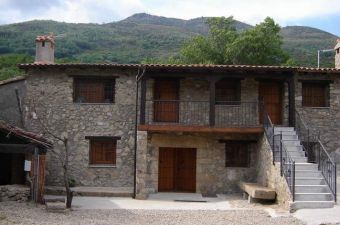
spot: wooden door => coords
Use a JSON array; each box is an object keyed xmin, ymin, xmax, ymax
[
  {"xmin": 153, "ymin": 79, "xmax": 179, "ymax": 122},
  {"xmin": 158, "ymin": 148, "xmax": 196, "ymax": 192},
  {"xmin": 259, "ymin": 82, "xmax": 283, "ymax": 124}
]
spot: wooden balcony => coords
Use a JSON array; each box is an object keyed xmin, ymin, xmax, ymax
[{"xmin": 138, "ymin": 100, "xmax": 264, "ymax": 134}]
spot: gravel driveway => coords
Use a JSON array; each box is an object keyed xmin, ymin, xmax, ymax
[{"xmin": 0, "ymin": 201, "xmax": 305, "ymax": 225}]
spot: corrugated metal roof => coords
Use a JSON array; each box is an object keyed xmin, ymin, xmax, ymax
[
  {"xmin": 0, "ymin": 76, "xmax": 26, "ymax": 86},
  {"xmin": 18, "ymin": 63, "xmax": 340, "ymax": 73}
]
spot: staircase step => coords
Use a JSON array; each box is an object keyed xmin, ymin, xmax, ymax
[
  {"xmin": 274, "ymin": 130, "xmax": 297, "ymax": 135},
  {"xmin": 291, "ymin": 157, "xmax": 308, "ymax": 163},
  {"xmin": 295, "ymin": 185, "xmax": 330, "ymax": 193},
  {"xmin": 282, "ymin": 140, "xmax": 301, "ymax": 146},
  {"xmin": 286, "ymin": 146, "xmax": 303, "ymax": 151},
  {"xmin": 295, "ymin": 177, "xmax": 326, "ymax": 185},
  {"xmin": 295, "ymin": 163, "xmax": 318, "ymax": 170},
  {"xmin": 291, "ymin": 201, "xmax": 335, "ymax": 210},
  {"xmin": 274, "ymin": 127, "xmax": 295, "ymax": 132},
  {"xmin": 295, "ymin": 193, "xmax": 333, "ymax": 201},
  {"xmin": 281, "ymin": 135, "xmax": 298, "ymax": 140},
  {"xmin": 295, "ymin": 170, "xmax": 323, "ymax": 177}
]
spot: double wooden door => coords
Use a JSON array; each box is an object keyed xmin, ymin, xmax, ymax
[
  {"xmin": 158, "ymin": 148, "xmax": 196, "ymax": 192},
  {"xmin": 153, "ymin": 79, "xmax": 179, "ymax": 123},
  {"xmin": 259, "ymin": 82, "xmax": 283, "ymax": 125}
]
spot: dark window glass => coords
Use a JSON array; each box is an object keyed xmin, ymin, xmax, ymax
[
  {"xmin": 215, "ymin": 79, "xmax": 241, "ymax": 105},
  {"xmin": 74, "ymin": 78, "xmax": 115, "ymax": 103},
  {"xmin": 302, "ymin": 82, "xmax": 329, "ymax": 107},
  {"xmin": 225, "ymin": 142, "xmax": 249, "ymax": 167}
]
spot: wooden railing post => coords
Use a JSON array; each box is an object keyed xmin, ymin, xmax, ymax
[
  {"xmin": 139, "ymin": 78, "xmax": 146, "ymax": 125},
  {"xmin": 209, "ymin": 78, "xmax": 216, "ymax": 127}
]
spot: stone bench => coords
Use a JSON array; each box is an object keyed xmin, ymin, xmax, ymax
[{"xmin": 239, "ymin": 182, "xmax": 276, "ymax": 203}]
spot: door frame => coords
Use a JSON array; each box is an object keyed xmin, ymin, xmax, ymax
[
  {"xmin": 258, "ymin": 80, "xmax": 284, "ymax": 125},
  {"xmin": 153, "ymin": 78, "xmax": 180, "ymax": 123},
  {"xmin": 158, "ymin": 147, "xmax": 197, "ymax": 192}
]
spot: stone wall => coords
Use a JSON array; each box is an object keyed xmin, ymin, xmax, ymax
[
  {"xmin": 256, "ymin": 134, "xmax": 292, "ymax": 210},
  {"xmin": 336, "ymin": 50, "xmax": 340, "ymax": 69},
  {"xmin": 144, "ymin": 133, "xmax": 259, "ymax": 195},
  {"xmin": 296, "ymin": 73, "xmax": 340, "ymax": 162},
  {"xmin": 23, "ymin": 68, "xmax": 137, "ymax": 187},
  {"xmin": 0, "ymin": 78, "xmax": 26, "ymax": 127},
  {"xmin": 0, "ymin": 185, "xmax": 30, "ymax": 202}
]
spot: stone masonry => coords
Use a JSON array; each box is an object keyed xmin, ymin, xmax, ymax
[{"xmin": 24, "ymin": 68, "xmax": 137, "ymax": 187}]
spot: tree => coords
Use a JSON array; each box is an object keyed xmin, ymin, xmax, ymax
[
  {"xmin": 176, "ymin": 17, "xmax": 290, "ymax": 65},
  {"xmin": 27, "ymin": 101, "xmax": 75, "ymax": 208}
]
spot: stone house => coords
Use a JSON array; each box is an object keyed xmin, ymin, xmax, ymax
[{"xmin": 13, "ymin": 36, "xmax": 340, "ymax": 209}]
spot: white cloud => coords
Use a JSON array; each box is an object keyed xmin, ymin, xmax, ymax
[{"xmin": 0, "ymin": 0, "xmax": 339, "ymax": 26}]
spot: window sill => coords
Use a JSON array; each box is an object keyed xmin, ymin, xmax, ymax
[
  {"xmin": 302, "ymin": 106, "xmax": 330, "ymax": 109},
  {"xmin": 74, "ymin": 103, "xmax": 115, "ymax": 105},
  {"xmin": 88, "ymin": 164, "xmax": 116, "ymax": 168}
]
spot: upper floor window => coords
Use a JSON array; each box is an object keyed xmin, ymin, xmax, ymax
[
  {"xmin": 302, "ymin": 82, "xmax": 329, "ymax": 107},
  {"xmin": 215, "ymin": 79, "xmax": 241, "ymax": 105},
  {"xmin": 74, "ymin": 77, "xmax": 115, "ymax": 103}
]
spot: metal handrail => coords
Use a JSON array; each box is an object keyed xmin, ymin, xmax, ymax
[
  {"xmin": 295, "ymin": 109, "xmax": 337, "ymax": 202},
  {"xmin": 280, "ymin": 138, "xmax": 296, "ymax": 201},
  {"xmin": 261, "ymin": 101, "xmax": 275, "ymax": 164}
]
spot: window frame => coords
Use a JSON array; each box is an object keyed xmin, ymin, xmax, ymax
[
  {"xmin": 224, "ymin": 141, "xmax": 250, "ymax": 168},
  {"xmin": 301, "ymin": 81, "xmax": 330, "ymax": 108},
  {"xmin": 215, "ymin": 79, "xmax": 241, "ymax": 105},
  {"xmin": 86, "ymin": 136, "xmax": 120, "ymax": 166},
  {"xmin": 73, "ymin": 76, "xmax": 116, "ymax": 104}
]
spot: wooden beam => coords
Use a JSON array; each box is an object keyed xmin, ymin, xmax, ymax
[
  {"xmin": 139, "ymin": 77, "xmax": 147, "ymax": 125},
  {"xmin": 209, "ymin": 78, "xmax": 217, "ymax": 126},
  {"xmin": 288, "ymin": 77, "xmax": 296, "ymax": 127},
  {"xmin": 0, "ymin": 144, "xmax": 35, "ymax": 153},
  {"xmin": 138, "ymin": 124, "xmax": 264, "ymax": 134}
]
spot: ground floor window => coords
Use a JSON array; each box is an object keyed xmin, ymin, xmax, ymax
[
  {"xmin": 86, "ymin": 137, "xmax": 120, "ymax": 165},
  {"xmin": 224, "ymin": 141, "xmax": 249, "ymax": 167}
]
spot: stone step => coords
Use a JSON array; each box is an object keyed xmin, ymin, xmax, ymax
[
  {"xmin": 295, "ymin": 185, "xmax": 330, "ymax": 193},
  {"xmin": 286, "ymin": 146, "xmax": 303, "ymax": 152},
  {"xmin": 274, "ymin": 130, "xmax": 297, "ymax": 135},
  {"xmin": 295, "ymin": 170, "xmax": 323, "ymax": 178},
  {"xmin": 44, "ymin": 196, "xmax": 65, "ymax": 203},
  {"xmin": 295, "ymin": 177, "xmax": 326, "ymax": 185},
  {"xmin": 290, "ymin": 157, "xmax": 308, "ymax": 163},
  {"xmin": 282, "ymin": 140, "xmax": 301, "ymax": 146},
  {"xmin": 281, "ymin": 135, "xmax": 298, "ymax": 140},
  {"xmin": 295, "ymin": 163, "xmax": 318, "ymax": 170},
  {"xmin": 295, "ymin": 193, "xmax": 333, "ymax": 201},
  {"xmin": 45, "ymin": 202, "xmax": 66, "ymax": 212},
  {"xmin": 273, "ymin": 150, "xmax": 305, "ymax": 157},
  {"xmin": 291, "ymin": 201, "xmax": 335, "ymax": 210},
  {"xmin": 274, "ymin": 127, "xmax": 295, "ymax": 132}
]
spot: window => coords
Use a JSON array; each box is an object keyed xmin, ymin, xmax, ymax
[
  {"xmin": 74, "ymin": 77, "xmax": 115, "ymax": 103},
  {"xmin": 215, "ymin": 79, "xmax": 241, "ymax": 105},
  {"xmin": 87, "ymin": 137, "xmax": 118, "ymax": 165},
  {"xmin": 302, "ymin": 82, "xmax": 329, "ymax": 107},
  {"xmin": 225, "ymin": 142, "xmax": 249, "ymax": 167}
]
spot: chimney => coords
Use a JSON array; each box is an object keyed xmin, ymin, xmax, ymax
[
  {"xmin": 35, "ymin": 35, "xmax": 55, "ymax": 64},
  {"xmin": 335, "ymin": 39, "xmax": 340, "ymax": 69}
]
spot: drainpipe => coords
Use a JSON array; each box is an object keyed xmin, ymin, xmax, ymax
[{"xmin": 133, "ymin": 66, "xmax": 146, "ymax": 198}]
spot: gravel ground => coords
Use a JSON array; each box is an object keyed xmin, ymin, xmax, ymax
[{"xmin": 0, "ymin": 201, "xmax": 305, "ymax": 225}]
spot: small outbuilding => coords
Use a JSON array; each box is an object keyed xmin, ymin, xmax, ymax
[{"xmin": 0, "ymin": 120, "xmax": 52, "ymax": 203}]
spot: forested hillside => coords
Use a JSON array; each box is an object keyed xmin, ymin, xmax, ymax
[{"xmin": 0, "ymin": 13, "xmax": 337, "ymax": 80}]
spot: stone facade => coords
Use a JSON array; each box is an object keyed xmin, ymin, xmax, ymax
[
  {"xmin": 0, "ymin": 185, "xmax": 30, "ymax": 202},
  {"xmin": 23, "ymin": 68, "xmax": 137, "ymax": 187},
  {"xmin": 295, "ymin": 73, "xmax": 340, "ymax": 162},
  {"xmin": 142, "ymin": 133, "xmax": 259, "ymax": 196},
  {"xmin": 256, "ymin": 135, "xmax": 292, "ymax": 210},
  {"xmin": 0, "ymin": 77, "xmax": 26, "ymax": 127},
  {"xmin": 336, "ymin": 52, "xmax": 340, "ymax": 69}
]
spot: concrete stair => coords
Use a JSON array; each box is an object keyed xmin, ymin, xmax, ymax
[{"xmin": 273, "ymin": 126, "xmax": 335, "ymax": 210}]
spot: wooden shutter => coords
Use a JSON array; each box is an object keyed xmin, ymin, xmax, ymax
[
  {"xmin": 302, "ymin": 83, "xmax": 328, "ymax": 107},
  {"xmin": 215, "ymin": 79, "xmax": 241, "ymax": 104},
  {"xmin": 225, "ymin": 142, "xmax": 249, "ymax": 167},
  {"xmin": 74, "ymin": 78, "xmax": 115, "ymax": 103},
  {"xmin": 90, "ymin": 139, "xmax": 116, "ymax": 165}
]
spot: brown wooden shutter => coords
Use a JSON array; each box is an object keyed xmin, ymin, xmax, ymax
[
  {"xmin": 90, "ymin": 139, "xmax": 116, "ymax": 165},
  {"xmin": 302, "ymin": 83, "xmax": 328, "ymax": 107},
  {"xmin": 74, "ymin": 78, "xmax": 115, "ymax": 103}
]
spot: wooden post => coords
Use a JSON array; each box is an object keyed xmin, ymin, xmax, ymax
[
  {"xmin": 209, "ymin": 78, "xmax": 217, "ymax": 127},
  {"xmin": 139, "ymin": 78, "xmax": 147, "ymax": 125},
  {"xmin": 288, "ymin": 76, "xmax": 296, "ymax": 127}
]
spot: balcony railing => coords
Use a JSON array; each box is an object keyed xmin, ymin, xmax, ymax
[{"xmin": 141, "ymin": 100, "xmax": 260, "ymax": 127}]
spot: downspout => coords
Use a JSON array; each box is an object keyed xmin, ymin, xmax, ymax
[{"xmin": 133, "ymin": 66, "xmax": 146, "ymax": 198}]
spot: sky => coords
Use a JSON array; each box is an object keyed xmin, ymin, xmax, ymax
[{"xmin": 0, "ymin": 0, "xmax": 339, "ymax": 36}]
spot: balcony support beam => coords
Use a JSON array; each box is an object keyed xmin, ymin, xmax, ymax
[
  {"xmin": 139, "ymin": 77, "xmax": 147, "ymax": 125},
  {"xmin": 288, "ymin": 76, "xmax": 296, "ymax": 127},
  {"xmin": 209, "ymin": 78, "xmax": 217, "ymax": 127}
]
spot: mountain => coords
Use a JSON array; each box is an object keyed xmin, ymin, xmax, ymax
[{"xmin": 0, "ymin": 13, "xmax": 337, "ymax": 70}]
